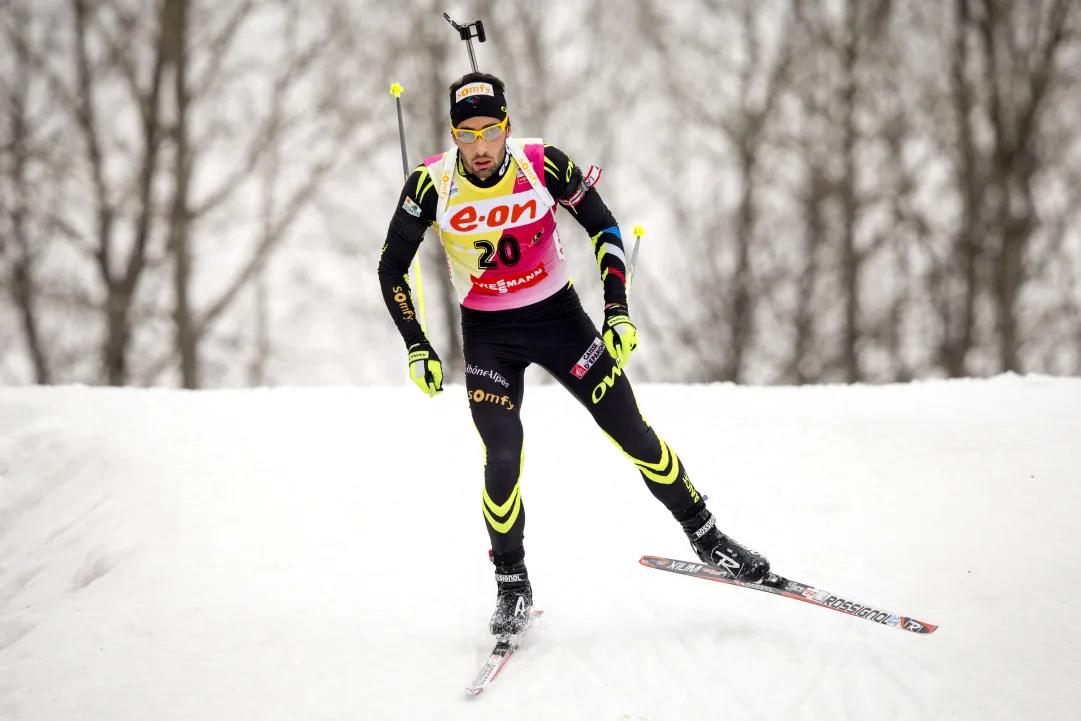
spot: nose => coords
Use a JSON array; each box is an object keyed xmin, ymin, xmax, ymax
[{"xmin": 472, "ymin": 137, "xmax": 493, "ymax": 155}]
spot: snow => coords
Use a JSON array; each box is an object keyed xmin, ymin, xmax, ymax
[{"xmin": 1, "ymin": 375, "xmax": 1080, "ymax": 720}]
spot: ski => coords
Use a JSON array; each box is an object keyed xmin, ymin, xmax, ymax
[
  {"xmin": 465, "ymin": 609, "xmax": 544, "ymax": 696},
  {"xmin": 640, "ymin": 555, "xmax": 937, "ymax": 635}
]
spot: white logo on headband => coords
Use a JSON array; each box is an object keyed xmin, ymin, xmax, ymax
[{"xmin": 455, "ymin": 82, "xmax": 494, "ymax": 103}]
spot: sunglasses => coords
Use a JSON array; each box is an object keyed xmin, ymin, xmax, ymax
[{"xmin": 451, "ymin": 116, "xmax": 509, "ymax": 144}]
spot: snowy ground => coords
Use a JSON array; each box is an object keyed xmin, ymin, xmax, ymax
[{"xmin": 1, "ymin": 375, "xmax": 1079, "ymax": 720}]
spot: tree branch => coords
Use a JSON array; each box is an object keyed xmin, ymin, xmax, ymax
[{"xmin": 71, "ymin": 0, "xmax": 116, "ymax": 284}]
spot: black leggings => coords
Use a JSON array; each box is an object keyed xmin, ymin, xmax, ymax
[{"xmin": 462, "ymin": 284, "xmax": 702, "ymax": 566}]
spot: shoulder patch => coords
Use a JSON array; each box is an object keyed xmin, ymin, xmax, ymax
[{"xmin": 582, "ymin": 165, "xmax": 602, "ymax": 189}]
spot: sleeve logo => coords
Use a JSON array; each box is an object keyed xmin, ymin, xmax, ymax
[{"xmin": 402, "ymin": 196, "xmax": 422, "ymax": 217}]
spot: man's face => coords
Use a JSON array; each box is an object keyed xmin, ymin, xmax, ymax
[{"xmin": 451, "ymin": 115, "xmax": 509, "ymax": 181}]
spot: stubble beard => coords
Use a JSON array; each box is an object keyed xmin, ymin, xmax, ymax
[{"xmin": 467, "ymin": 144, "xmax": 506, "ymax": 181}]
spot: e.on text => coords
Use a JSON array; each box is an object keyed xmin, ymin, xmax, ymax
[{"xmin": 450, "ymin": 198, "xmax": 538, "ymax": 233}]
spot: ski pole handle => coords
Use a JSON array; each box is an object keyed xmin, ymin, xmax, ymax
[{"xmin": 390, "ymin": 83, "xmax": 410, "ymax": 179}]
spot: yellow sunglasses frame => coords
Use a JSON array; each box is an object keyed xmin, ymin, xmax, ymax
[{"xmin": 450, "ymin": 116, "xmax": 509, "ymax": 144}]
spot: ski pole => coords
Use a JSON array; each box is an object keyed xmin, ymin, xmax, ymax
[
  {"xmin": 627, "ymin": 225, "xmax": 646, "ymax": 295},
  {"xmin": 389, "ymin": 81, "xmax": 427, "ymax": 335},
  {"xmin": 443, "ymin": 13, "xmax": 486, "ymax": 72}
]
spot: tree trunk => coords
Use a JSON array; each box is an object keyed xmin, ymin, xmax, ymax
[
  {"xmin": 725, "ymin": 145, "xmax": 755, "ymax": 383},
  {"xmin": 167, "ymin": 0, "xmax": 198, "ymax": 388},
  {"xmin": 6, "ymin": 18, "xmax": 51, "ymax": 384},
  {"xmin": 993, "ymin": 176, "xmax": 1029, "ymax": 373},
  {"xmin": 11, "ymin": 261, "xmax": 51, "ymax": 384},
  {"xmin": 249, "ymin": 268, "xmax": 270, "ymax": 386},
  {"xmin": 103, "ymin": 296, "xmax": 129, "ymax": 385},
  {"xmin": 73, "ymin": 0, "xmax": 168, "ymax": 386},
  {"xmin": 792, "ymin": 168, "xmax": 825, "ymax": 385},
  {"xmin": 942, "ymin": 0, "xmax": 981, "ymax": 377},
  {"xmin": 840, "ymin": 0, "xmax": 862, "ymax": 383}
]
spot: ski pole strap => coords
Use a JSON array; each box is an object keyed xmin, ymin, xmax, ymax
[
  {"xmin": 432, "ymin": 146, "xmax": 459, "ymax": 239},
  {"xmin": 431, "ymin": 139, "xmax": 555, "ymax": 231},
  {"xmin": 505, "ymin": 139, "xmax": 555, "ymax": 209}
]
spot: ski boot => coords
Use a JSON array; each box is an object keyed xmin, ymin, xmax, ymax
[
  {"xmin": 488, "ymin": 561, "xmax": 533, "ymax": 636},
  {"xmin": 681, "ymin": 508, "xmax": 772, "ymax": 584}
]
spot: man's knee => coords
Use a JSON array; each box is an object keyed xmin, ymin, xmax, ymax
[{"xmin": 484, "ymin": 445, "xmax": 524, "ymax": 487}]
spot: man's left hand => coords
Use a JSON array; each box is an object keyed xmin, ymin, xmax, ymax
[{"xmin": 603, "ymin": 303, "xmax": 638, "ymax": 368}]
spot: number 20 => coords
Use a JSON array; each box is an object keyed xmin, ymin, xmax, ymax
[{"xmin": 475, "ymin": 237, "xmax": 521, "ymax": 269}]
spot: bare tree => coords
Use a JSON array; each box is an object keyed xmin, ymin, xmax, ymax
[
  {"xmin": 0, "ymin": 3, "xmax": 51, "ymax": 383},
  {"xmin": 977, "ymin": 0, "xmax": 1075, "ymax": 372},
  {"xmin": 69, "ymin": 0, "xmax": 172, "ymax": 386},
  {"xmin": 836, "ymin": 0, "xmax": 864, "ymax": 382},
  {"xmin": 4, "ymin": 0, "xmax": 1081, "ymax": 388},
  {"xmin": 640, "ymin": 0, "xmax": 796, "ymax": 383},
  {"xmin": 936, "ymin": 0, "xmax": 988, "ymax": 377},
  {"xmin": 130, "ymin": 0, "xmax": 386, "ymax": 387},
  {"xmin": 164, "ymin": 0, "xmax": 195, "ymax": 387},
  {"xmin": 788, "ymin": 160, "xmax": 829, "ymax": 384},
  {"xmin": 77, "ymin": 0, "xmax": 404, "ymax": 389},
  {"xmin": 930, "ymin": 0, "xmax": 1078, "ymax": 377},
  {"xmin": 878, "ymin": 109, "xmax": 925, "ymax": 384},
  {"xmin": 724, "ymin": 0, "xmax": 796, "ymax": 383},
  {"xmin": 0, "ymin": 0, "xmax": 397, "ymax": 388},
  {"xmin": 787, "ymin": 0, "xmax": 907, "ymax": 383}
]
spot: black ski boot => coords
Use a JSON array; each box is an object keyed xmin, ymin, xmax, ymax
[
  {"xmin": 488, "ymin": 561, "xmax": 533, "ymax": 636},
  {"xmin": 681, "ymin": 508, "xmax": 771, "ymax": 583}
]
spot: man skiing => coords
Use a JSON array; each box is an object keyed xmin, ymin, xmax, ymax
[{"xmin": 377, "ymin": 72, "xmax": 771, "ymax": 637}]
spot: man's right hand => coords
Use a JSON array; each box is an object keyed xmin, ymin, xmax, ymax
[{"xmin": 407, "ymin": 341, "xmax": 444, "ymax": 397}]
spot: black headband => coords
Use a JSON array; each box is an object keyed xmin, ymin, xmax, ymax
[{"xmin": 450, "ymin": 81, "xmax": 509, "ymax": 126}]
